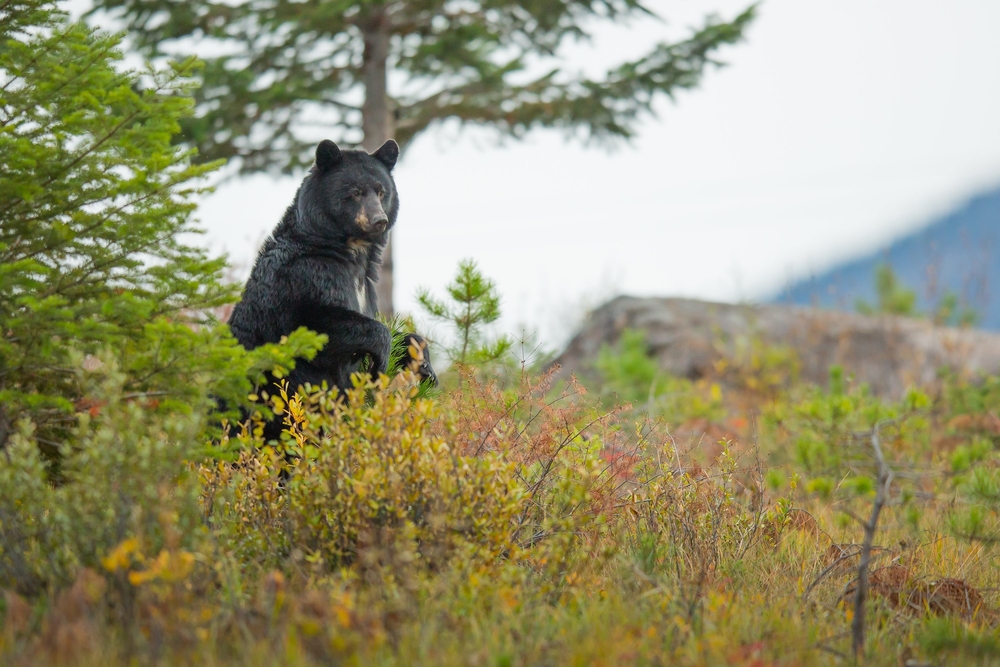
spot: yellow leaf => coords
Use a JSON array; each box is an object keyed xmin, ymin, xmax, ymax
[{"xmin": 101, "ymin": 537, "xmax": 140, "ymax": 573}]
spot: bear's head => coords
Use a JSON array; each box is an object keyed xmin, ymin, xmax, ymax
[{"xmin": 298, "ymin": 139, "xmax": 400, "ymax": 246}]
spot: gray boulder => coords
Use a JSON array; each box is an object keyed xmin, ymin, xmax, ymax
[{"xmin": 553, "ymin": 296, "xmax": 1000, "ymax": 398}]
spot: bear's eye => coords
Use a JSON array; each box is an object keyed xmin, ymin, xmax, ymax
[
  {"xmin": 376, "ymin": 185, "xmax": 385, "ymax": 199},
  {"xmin": 351, "ymin": 188, "xmax": 363, "ymax": 199}
]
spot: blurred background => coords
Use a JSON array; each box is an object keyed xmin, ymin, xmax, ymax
[{"xmin": 179, "ymin": 0, "xmax": 1000, "ymax": 346}]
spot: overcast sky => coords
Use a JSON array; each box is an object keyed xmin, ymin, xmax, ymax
[{"xmin": 191, "ymin": 0, "xmax": 1000, "ymax": 347}]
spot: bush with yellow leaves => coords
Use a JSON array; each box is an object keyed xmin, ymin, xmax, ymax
[{"xmin": 203, "ymin": 372, "xmax": 529, "ymax": 577}]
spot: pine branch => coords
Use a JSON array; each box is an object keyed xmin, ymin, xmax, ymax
[{"xmin": 87, "ymin": 0, "xmax": 755, "ymax": 174}]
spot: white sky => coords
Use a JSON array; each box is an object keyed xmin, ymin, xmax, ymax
[{"xmin": 191, "ymin": 0, "xmax": 1000, "ymax": 347}]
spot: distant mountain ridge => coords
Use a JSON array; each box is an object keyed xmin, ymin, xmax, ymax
[{"xmin": 773, "ymin": 186, "xmax": 1000, "ymax": 330}]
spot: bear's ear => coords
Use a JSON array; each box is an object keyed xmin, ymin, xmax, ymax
[
  {"xmin": 371, "ymin": 139, "xmax": 399, "ymax": 171},
  {"xmin": 315, "ymin": 140, "xmax": 342, "ymax": 172}
]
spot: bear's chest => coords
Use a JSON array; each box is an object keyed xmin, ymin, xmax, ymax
[
  {"xmin": 354, "ymin": 275, "xmax": 369, "ymax": 314},
  {"xmin": 310, "ymin": 254, "xmax": 372, "ymax": 315},
  {"xmin": 332, "ymin": 263, "xmax": 371, "ymax": 315}
]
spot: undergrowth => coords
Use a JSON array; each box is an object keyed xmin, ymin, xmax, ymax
[{"xmin": 4, "ymin": 331, "xmax": 1000, "ymax": 665}]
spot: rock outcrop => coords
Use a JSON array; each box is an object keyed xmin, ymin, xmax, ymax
[{"xmin": 553, "ymin": 296, "xmax": 1000, "ymax": 398}]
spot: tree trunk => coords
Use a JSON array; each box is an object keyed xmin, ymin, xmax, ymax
[{"xmin": 361, "ymin": 11, "xmax": 395, "ymax": 316}]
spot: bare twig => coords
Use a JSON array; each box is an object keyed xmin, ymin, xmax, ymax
[
  {"xmin": 802, "ymin": 546, "xmax": 862, "ymax": 604},
  {"xmin": 851, "ymin": 421, "xmax": 895, "ymax": 661}
]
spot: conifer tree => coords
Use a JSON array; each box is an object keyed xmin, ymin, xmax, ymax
[
  {"xmin": 417, "ymin": 259, "xmax": 511, "ymax": 366},
  {"xmin": 0, "ymin": 0, "xmax": 321, "ymax": 455},
  {"xmin": 88, "ymin": 0, "xmax": 756, "ymax": 313}
]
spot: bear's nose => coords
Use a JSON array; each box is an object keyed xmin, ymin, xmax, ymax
[{"xmin": 372, "ymin": 214, "xmax": 388, "ymax": 231}]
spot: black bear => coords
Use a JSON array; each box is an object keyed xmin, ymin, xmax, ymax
[{"xmin": 228, "ymin": 139, "xmax": 433, "ymax": 438}]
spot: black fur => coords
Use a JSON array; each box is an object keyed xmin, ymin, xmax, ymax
[{"xmin": 229, "ymin": 139, "xmax": 401, "ymax": 437}]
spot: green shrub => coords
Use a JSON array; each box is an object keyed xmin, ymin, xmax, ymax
[
  {"xmin": 0, "ymin": 0, "xmax": 323, "ymax": 459},
  {"xmin": 856, "ymin": 264, "xmax": 978, "ymax": 326},
  {"xmin": 595, "ymin": 329, "xmax": 661, "ymax": 405},
  {"xmin": 595, "ymin": 329, "xmax": 725, "ymax": 422},
  {"xmin": 0, "ymin": 360, "xmax": 205, "ymax": 595}
]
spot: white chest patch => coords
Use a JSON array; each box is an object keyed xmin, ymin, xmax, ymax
[{"xmin": 355, "ymin": 276, "xmax": 368, "ymax": 313}]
